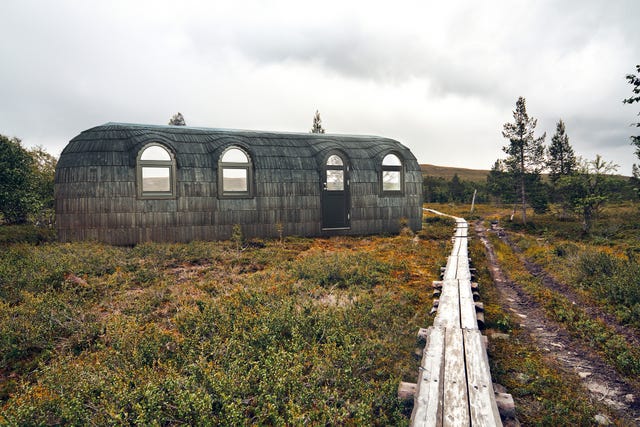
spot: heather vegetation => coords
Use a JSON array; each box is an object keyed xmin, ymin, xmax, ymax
[
  {"xmin": 497, "ymin": 203, "xmax": 640, "ymax": 332},
  {"xmin": 0, "ymin": 220, "xmax": 452, "ymax": 425},
  {"xmin": 3, "ymin": 195, "xmax": 640, "ymax": 424}
]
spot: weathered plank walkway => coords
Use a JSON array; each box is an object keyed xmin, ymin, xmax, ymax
[{"xmin": 407, "ymin": 209, "xmax": 503, "ymax": 426}]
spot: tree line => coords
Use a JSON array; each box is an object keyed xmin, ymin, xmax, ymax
[
  {"xmin": 425, "ymin": 60, "xmax": 640, "ymax": 235},
  {"xmin": 488, "ymin": 68, "xmax": 640, "ymax": 234}
]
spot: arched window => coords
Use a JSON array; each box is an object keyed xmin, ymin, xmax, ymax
[
  {"xmin": 381, "ymin": 153, "xmax": 403, "ymax": 193},
  {"xmin": 137, "ymin": 144, "xmax": 175, "ymax": 197},
  {"xmin": 325, "ymin": 154, "xmax": 345, "ymax": 191},
  {"xmin": 219, "ymin": 146, "xmax": 253, "ymax": 197}
]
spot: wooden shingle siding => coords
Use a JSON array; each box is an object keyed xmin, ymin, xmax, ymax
[{"xmin": 55, "ymin": 123, "xmax": 423, "ymax": 244}]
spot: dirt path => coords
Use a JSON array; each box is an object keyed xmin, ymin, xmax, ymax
[{"xmin": 475, "ymin": 221, "xmax": 640, "ymax": 424}]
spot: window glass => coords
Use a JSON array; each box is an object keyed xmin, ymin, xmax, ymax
[
  {"xmin": 222, "ymin": 148, "xmax": 249, "ymax": 163},
  {"xmin": 327, "ymin": 155, "xmax": 343, "ymax": 166},
  {"xmin": 381, "ymin": 153, "xmax": 402, "ymax": 193},
  {"xmin": 138, "ymin": 144, "xmax": 174, "ymax": 197},
  {"xmin": 326, "ymin": 170, "xmax": 344, "ymax": 191},
  {"xmin": 382, "ymin": 171, "xmax": 401, "ymax": 191},
  {"xmin": 382, "ymin": 153, "xmax": 401, "ymax": 166},
  {"xmin": 222, "ymin": 168, "xmax": 248, "ymax": 192},
  {"xmin": 140, "ymin": 145, "xmax": 171, "ymax": 161},
  {"xmin": 219, "ymin": 146, "xmax": 252, "ymax": 197},
  {"xmin": 142, "ymin": 167, "xmax": 171, "ymax": 192}
]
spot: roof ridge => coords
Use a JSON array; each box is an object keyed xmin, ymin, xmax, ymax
[{"xmin": 100, "ymin": 122, "xmax": 386, "ymax": 140}]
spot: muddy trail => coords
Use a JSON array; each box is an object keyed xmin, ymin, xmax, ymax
[{"xmin": 475, "ymin": 221, "xmax": 640, "ymax": 424}]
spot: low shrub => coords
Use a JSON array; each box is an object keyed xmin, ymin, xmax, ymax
[
  {"xmin": 574, "ymin": 250, "xmax": 640, "ymax": 326},
  {"xmin": 0, "ymin": 234, "xmax": 437, "ymax": 425},
  {"xmin": 0, "ymin": 224, "xmax": 56, "ymax": 244},
  {"xmin": 291, "ymin": 250, "xmax": 391, "ymax": 289}
]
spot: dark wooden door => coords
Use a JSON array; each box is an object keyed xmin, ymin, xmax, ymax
[{"xmin": 322, "ymin": 154, "xmax": 350, "ymax": 229}]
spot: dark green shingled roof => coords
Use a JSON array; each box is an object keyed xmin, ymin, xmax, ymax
[{"xmin": 59, "ymin": 122, "xmax": 419, "ymax": 171}]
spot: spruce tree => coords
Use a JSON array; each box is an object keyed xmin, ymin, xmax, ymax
[
  {"xmin": 310, "ymin": 110, "xmax": 325, "ymax": 134},
  {"xmin": 624, "ymin": 65, "xmax": 640, "ymax": 174},
  {"xmin": 502, "ymin": 96, "xmax": 546, "ymax": 224},
  {"xmin": 547, "ymin": 119, "xmax": 577, "ymax": 183},
  {"xmin": 624, "ymin": 65, "xmax": 640, "ymax": 150},
  {"xmin": 168, "ymin": 112, "xmax": 186, "ymax": 126}
]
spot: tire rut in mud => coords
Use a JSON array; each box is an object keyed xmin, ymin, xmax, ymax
[{"xmin": 475, "ymin": 221, "xmax": 640, "ymax": 423}]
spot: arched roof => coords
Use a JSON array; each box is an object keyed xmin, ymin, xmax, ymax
[{"xmin": 57, "ymin": 122, "xmax": 419, "ymax": 172}]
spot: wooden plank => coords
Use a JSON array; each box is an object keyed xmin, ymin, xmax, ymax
[
  {"xmin": 412, "ymin": 326, "xmax": 445, "ymax": 427},
  {"xmin": 464, "ymin": 329, "xmax": 503, "ymax": 427},
  {"xmin": 459, "ymin": 279, "xmax": 479, "ymax": 330},
  {"xmin": 414, "ymin": 210, "xmax": 502, "ymax": 427},
  {"xmin": 433, "ymin": 279, "xmax": 460, "ymax": 329},
  {"xmin": 456, "ymin": 255, "xmax": 471, "ymax": 281},
  {"xmin": 443, "ymin": 256, "xmax": 458, "ymax": 280},
  {"xmin": 457, "ymin": 236, "xmax": 468, "ymax": 257},
  {"xmin": 443, "ymin": 327, "xmax": 470, "ymax": 426}
]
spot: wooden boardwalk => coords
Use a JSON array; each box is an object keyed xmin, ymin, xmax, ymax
[{"xmin": 407, "ymin": 209, "xmax": 503, "ymax": 426}]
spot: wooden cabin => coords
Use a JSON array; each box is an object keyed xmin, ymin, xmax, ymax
[{"xmin": 55, "ymin": 123, "xmax": 423, "ymax": 245}]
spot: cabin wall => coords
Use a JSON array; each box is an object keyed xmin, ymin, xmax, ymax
[
  {"xmin": 55, "ymin": 127, "xmax": 423, "ymax": 245},
  {"xmin": 349, "ymin": 168, "xmax": 422, "ymax": 235},
  {"xmin": 56, "ymin": 161, "xmax": 422, "ymax": 244},
  {"xmin": 56, "ymin": 163, "xmax": 325, "ymax": 245}
]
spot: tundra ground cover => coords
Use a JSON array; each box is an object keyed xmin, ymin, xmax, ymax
[{"xmin": 0, "ymin": 221, "xmax": 449, "ymax": 425}]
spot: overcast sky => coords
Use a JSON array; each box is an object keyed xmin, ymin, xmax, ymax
[{"xmin": 1, "ymin": 0, "xmax": 639, "ymax": 173}]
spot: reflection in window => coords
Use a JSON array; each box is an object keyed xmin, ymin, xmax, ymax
[
  {"xmin": 140, "ymin": 145, "xmax": 171, "ymax": 161},
  {"xmin": 219, "ymin": 146, "xmax": 252, "ymax": 197},
  {"xmin": 382, "ymin": 153, "xmax": 403, "ymax": 193},
  {"xmin": 222, "ymin": 148, "xmax": 249, "ymax": 163},
  {"xmin": 142, "ymin": 167, "xmax": 171, "ymax": 192},
  {"xmin": 325, "ymin": 154, "xmax": 346, "ymax": 191},
  {"xmin": 327, "ymin": 154, "xmax": 343, "ymax": 166},
  {"xmin": 326, "ymin": 170, "xmax": 344, "ymax": 191},
  {"xmin": 138, "ymin": 144, "xmax": 174, "ymax": 196},
  {"xmin": 223, "ymin": 168, "xmax": 248, "ymax": 192}
]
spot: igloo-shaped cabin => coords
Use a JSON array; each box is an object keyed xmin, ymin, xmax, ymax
[{"xmin": 55, "ymin": 123, "xmax": 423, "ymax": 245}]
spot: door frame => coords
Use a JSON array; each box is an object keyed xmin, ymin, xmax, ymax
[{"xmin": 321, "ymin": 151, "xmax": 351, "ymax": 230}]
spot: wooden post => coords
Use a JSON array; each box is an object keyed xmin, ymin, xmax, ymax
[{"xmin": 470, "ymin": 189, "xmax": 477, "ymax": 214}]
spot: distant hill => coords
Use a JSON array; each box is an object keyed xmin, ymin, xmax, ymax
[
  {"xmin": 420, "ymin": 164, "xmax": 489, "ymax": 182},
  {"xmin": 420, "ymin": 164, "xmax": 631, "ymax": 183}
]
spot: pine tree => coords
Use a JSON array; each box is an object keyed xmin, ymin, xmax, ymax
[
  {"xmin": 310, "ymin": 110, "xmax": 325, "ymax": 134},
  {"xmin": 502, "ymin": 96, "xmax": 546, "ymax": 224},
  {"xmin": 623, "ymin": 65, "xmax": 640, "ymax": 175},
  {"xmin": 547, "ymin": 119, "xmax": 577, "ymax": 183},
  {"xmin": 168, "ymin": 112, "xmax": 186, "ymax": 126}
]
